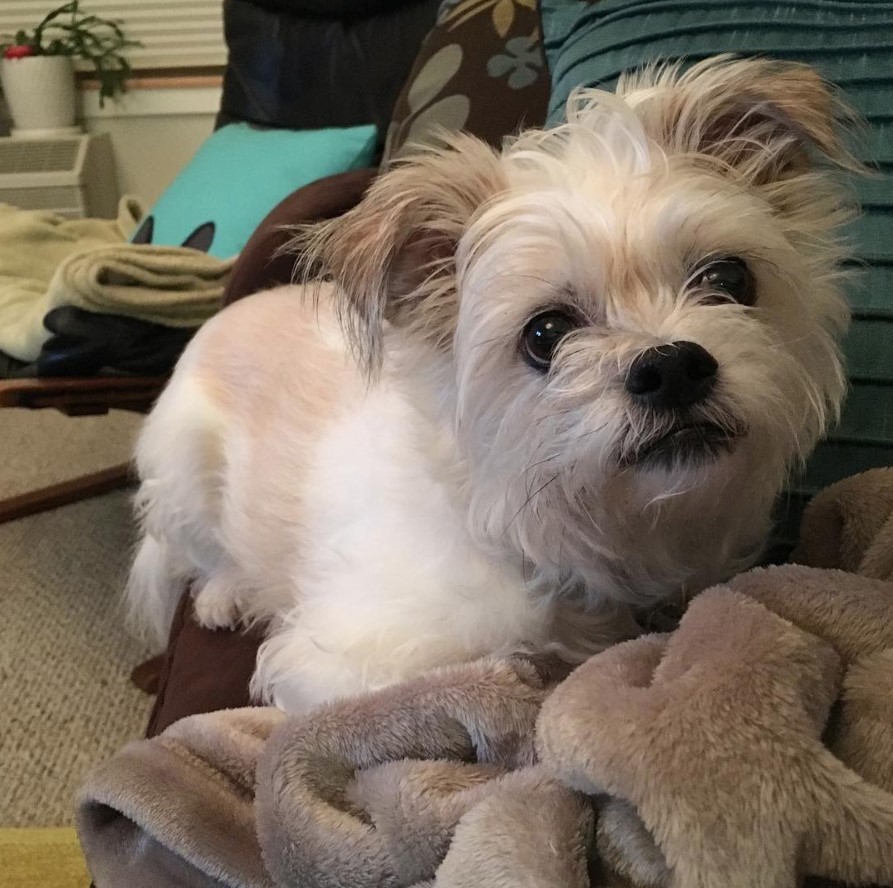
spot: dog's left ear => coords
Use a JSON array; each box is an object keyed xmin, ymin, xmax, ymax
[
  {"xmin": 295, "ymin": 134, "xmax": 506, "ymax": 375},
  {"xmin": 621, "ymin": 56, "xmax": 856, "ymax": 185}
]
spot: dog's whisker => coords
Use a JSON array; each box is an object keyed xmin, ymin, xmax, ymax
[
  {"xmin": 501, "ymin": 473, "xmax": 561, "ymax": 540},
  {"xmin": 523, "ymin": 452, "xmax": 561, "ymax": 476}
]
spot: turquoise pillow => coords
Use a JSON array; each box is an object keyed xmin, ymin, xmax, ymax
[
  {"xmin": 131, "ymin": 123, "xmax": 378, "ymax": 259},
  {"xmin": 540, "ymin": 0, "xmax": 893, "ymax": 553}
]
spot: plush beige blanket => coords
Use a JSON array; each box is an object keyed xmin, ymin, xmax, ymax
[
  {"xmin": 44, "ymin": 245, "xmax": 232, "ymax": 333},
  {"xmin": 76, "ymin": 468, "xmax": 893, "ymax": 888},
  {"xmin": 0, "ymin": 198, "xmax": 142, "ymax": 361},
  {"xmin": 0, "ymin": 200, "xmax": 230, "ymax": 363}
]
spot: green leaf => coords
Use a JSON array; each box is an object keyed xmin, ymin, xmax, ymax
[{"xmin": 10, "ymin": 0, "xmax": 139, "ymax": 99}]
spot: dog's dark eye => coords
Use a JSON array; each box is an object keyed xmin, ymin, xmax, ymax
[
  {"xmin": 521, "ymin": 310, "xmax": 579, "ymax": 371},
  {"xmin": 696, "ymin": 257, "xmax": 756, "ymax": 306}
]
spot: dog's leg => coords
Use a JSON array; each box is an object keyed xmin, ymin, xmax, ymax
[
  {"xmin": 126, "ymin": 358, "xmax": 230, "ymax": 643},
  {"xmin": 191, "ymin": 567, "xmax": 250, "ymax": 632},
  {"xmin": 250, "ymin": 618, "xmax": 372, "ymax": 713}
]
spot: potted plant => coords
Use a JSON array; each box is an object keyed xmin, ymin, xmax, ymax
[{"xmin": 0, "ymin": 1, "xmax": 140, "ymax": 136}]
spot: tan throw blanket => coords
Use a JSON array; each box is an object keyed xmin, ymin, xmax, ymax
[
  {"xmin": 76, "ymin": 468, "xmax": 893, "ymax": 888},
  {"xmin": 45, "ymin": 245, "xmax": 233, "ymax": 331},
  {"xmin": 0, "ymin": 198, "xmax": 142, "ymax": 361},
  {"xmin": 0, "ymin": 200, "xmax": 230, "ymax": 363}
]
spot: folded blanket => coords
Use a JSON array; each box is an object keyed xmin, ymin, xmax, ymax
[
  {"xmin": 76, "ymin": 470, "xmax": 893, "ymax": 888},
  {"xmin": 44, "ymin": 244, "xmax": 233, "ymax": 332},
  {"xmin": 0, "ymin": 198, "xmax": 142, "ymax": 362},
  {"xmin": 0, "ymin": 199, "xmax": 231, "ymax": 363}
]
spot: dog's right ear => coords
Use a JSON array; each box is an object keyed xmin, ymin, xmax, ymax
[
  {"xmin": 617, "ymin": 56, "xmax": 858, "ymax": 185},
  {"xmin": 295, "ymin": 134, "xmax": 506, "ymax": 375}
]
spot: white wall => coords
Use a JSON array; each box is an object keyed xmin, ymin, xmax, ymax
[{"xmin": 81, "ymin": 86, "xmax": 222, "ymax": 206}]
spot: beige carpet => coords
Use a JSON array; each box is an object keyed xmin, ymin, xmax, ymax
[{"xmin": 0, "ymin": 408, "xmax": 154, "ymax": 827}]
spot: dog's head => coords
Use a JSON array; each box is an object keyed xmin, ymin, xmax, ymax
[{"xmin": 301, "ymin": 57, "xmax": 856, "ymax": 605}]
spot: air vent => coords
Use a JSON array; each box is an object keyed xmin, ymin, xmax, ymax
[
  {"xmin": 0, "ymin": 133, "xmax": 118, "ymax": 219},
  {"xmin": 0, "ymin": 185, "xmax": 84, "ymax": 212},
  {"xmin": 0, "ymin": 139, "xmax": 81, "ymax": 174}
]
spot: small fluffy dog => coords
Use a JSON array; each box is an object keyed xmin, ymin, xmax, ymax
[{"xmin": 128, "ymin": 57, "xmax": 855, "ymax": 712}]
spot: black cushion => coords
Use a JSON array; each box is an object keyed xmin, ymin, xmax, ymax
[
  {"xmin": 246, "ymin": 0, "xmax": 417, "ymax": 17},
  {"xmin": 219, "ymin": 0, "xmax": 440, "ymax": 136},
  {"xmin": 37, "ymin": 307, "xmax": 194, "ymax": 378}
]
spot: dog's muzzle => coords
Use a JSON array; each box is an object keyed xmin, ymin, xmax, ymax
[
  {"xmin": 621, "ymin": 420, "xmax": 742, "ymax": 469},
  {"xmin": 619, "ymin": 341, "xmax": 744, "ymax": 468}
]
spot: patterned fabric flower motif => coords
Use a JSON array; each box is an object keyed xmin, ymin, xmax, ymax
[
  {"xmin": 438, "ymin": 0, "xmax": 537, "ymax": 36},
  {"xmin": 487, "ymin": 33, "xmax": 543, "ymax": 90},
  {"xmin": 384, "ymin": 43, "xmax": 471, "ymax": 161}
]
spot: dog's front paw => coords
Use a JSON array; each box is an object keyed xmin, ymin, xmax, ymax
[{"xmin": 192, "ymin": 576, "xmax": 242, "ymax": 631}]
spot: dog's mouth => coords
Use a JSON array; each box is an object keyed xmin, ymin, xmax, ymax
[{"xmin": 621, "ymin": 421, "xmax": 743, "ymax": 470}]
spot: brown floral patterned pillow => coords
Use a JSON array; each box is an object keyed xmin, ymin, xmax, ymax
[{"xmin": 383, "ymin": 0, "xmax": 550, "ymax": 162}]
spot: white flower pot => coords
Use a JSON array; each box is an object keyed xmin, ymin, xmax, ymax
[{"xmin": 0, "ymin": 55, "xmax": 78, "ymax": 134}]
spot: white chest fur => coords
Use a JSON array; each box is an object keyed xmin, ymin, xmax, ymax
[{"xmin": 254, "ymin": 375, "xmax": 551, "ymax": 712}]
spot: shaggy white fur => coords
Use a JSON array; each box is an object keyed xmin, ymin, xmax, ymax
[{"xmin": 127, "ymin": 57, "xmax": 855, "ymax": 712}]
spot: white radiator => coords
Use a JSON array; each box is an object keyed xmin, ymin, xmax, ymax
[{"xmin": 0, "ymin": 133, "xmax": 119, "ymax": 219}]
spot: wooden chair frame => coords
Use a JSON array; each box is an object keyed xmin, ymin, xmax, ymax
[{"xmin": 0, "ymin": 376, "xmax": 166, "ymax": 524}]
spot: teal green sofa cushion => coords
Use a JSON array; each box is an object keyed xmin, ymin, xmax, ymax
[{"xmin": 130, "ymin": 123, "xmax": 378, "ymax": 260}]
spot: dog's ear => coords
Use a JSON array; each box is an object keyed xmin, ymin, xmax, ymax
[
  {"xmin": 620, "ymin": 56, "xmax": 856, "ymax": 185},
  {"xmin": 296, "ymin": 134, "xmax": 505, "ymax": 375}
]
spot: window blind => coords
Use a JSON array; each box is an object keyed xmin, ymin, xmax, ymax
[{"xmin": 1, "ymin": 1, "xmax": 226, "ymax": 70}]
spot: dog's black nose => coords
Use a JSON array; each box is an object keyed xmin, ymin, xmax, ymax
[{"xmin": 626, "ymin": 341, "xmax": 718, "ymax": 410}]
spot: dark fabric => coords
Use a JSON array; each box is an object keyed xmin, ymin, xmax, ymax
[
  {"xmin": 224, "ymin": 167, "xmax": 377, "ymax": 306},
  {"xmin": 248, "ymin": 0, "xmax": 417, "ymax": 17},
  {"xmin": 0, "ymin": 350, "xmax": 33, "ymax": 378},
  {"xmin": 145, "ymin": 590, "xmax": 265, "ymax": 738},
  {"xmin": 0, "ymin": 308, "xmax": 194, "ymax": 379},
  {"xmin": 384, "ymin": 0, "xmax": 550, "ymax": 160},
  {"xmin": 37, "ymin": 308, "xmax": 195, "ymax": 377},
  {"xmin": 218, "ymin": 0, "xmax": 441, "ymax": 137}
]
